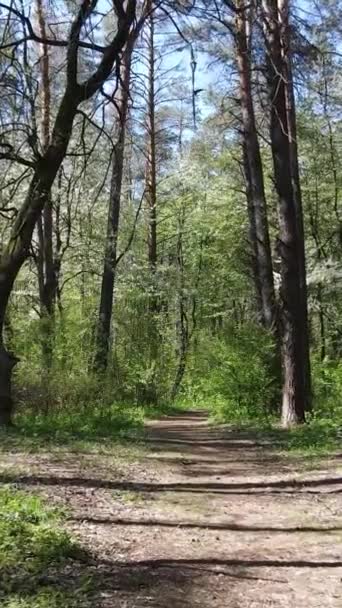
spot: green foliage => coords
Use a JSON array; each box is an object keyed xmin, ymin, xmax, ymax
[
  {"xmin": 311, "ymin": 357, "xmax": 342, "ymax": 419},
  {"xmin": 178, "ymin": 324, "xmax": 278, "ymax": 424},
  {"xmin": 15, "ymin": 403, "xmax": 144, "ymax": 441},
  {"xmin": 226, "ymin": 357, "xmax": 342, "ymax": 455},
  {"xmin": 281, "ymin": 419, "xmax": 341, "ymax": 454},
  {"xmin": 285, "ymin": 358, "xmax": 342, "ymax": 453},
  {"xmin": 0, "ymin": 487, "xmax": 85, "ymax": 607},
  {"xmin": 4, "ymin": 46, "xmax": 342, "ymax": 444}
]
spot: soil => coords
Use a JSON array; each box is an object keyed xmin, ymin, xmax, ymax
[{"xmin": 1, "ymin": 410, "xmax": 342, "ymax": 607}]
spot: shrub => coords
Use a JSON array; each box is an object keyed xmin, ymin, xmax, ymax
[{"xmin": 180, "ymin": 323, "xmax": 278, "ymax": 423}]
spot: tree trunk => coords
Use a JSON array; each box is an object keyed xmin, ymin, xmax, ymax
[
  {"xmin": 142, "ymin": 0, "xmax": 158, "ymax": 404},
  {"xmin": 278, "ymin": 0, "xmax": 312, "ymax": 411},
  {"xmin": 0, "ymin": 347, "xmax": 19, "ymax": 426},
  {"xmin": 263, "ymin": 0, "xmax": 309, "ymax": 426},
  {"xmin": 94, "ymin": 39, "xmax": 135, "ymax": 371},
  {"xmin": 243, "ymin": 142, "xmax": 264, "ymax": 320},
  {"xmin": 236, "ymin": 1, "xmax": 276, "ymax": 331},
  {"xmin": 36, "ymin": 0, "xmax": 56, "ymax": 369},
  {"xmin": 146, "ymin": 4, "xmax": 158, "ymax": 280},
  {"xmin": 171, "ymin": 212, "xmax": 189, "ymax": 401}
]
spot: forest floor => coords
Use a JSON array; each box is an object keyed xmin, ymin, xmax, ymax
[{"xmin": 1, "ymin": 410, "xmax": 342, "ymax": 607}]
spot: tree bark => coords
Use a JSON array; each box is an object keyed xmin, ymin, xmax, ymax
[
  {"xmin": 242, "ymin": 142, "xmax": 263, "ymax": 318},
  {"xmin": 236, "ymin": 1, "xmax": 277, "ymax": 331},
  {"xmin": 142, "ymin": 0, "xmax": 158, "ymax": 404},
  {"xmin": 171, "ymin": 210, "xmax": 189, "ymax": 401},
  {"xmin": 263, "ymin": 0, "xmax": 309, "ymax": 426},
  {"xmin": 94, "ymin": 38, "xmax": 135, "ymax": 372},
  {"xmin": 36, "ymin": 0, "xmax": 56, "ymax": 368},
  {"xmin": 146, "ymin": 3, "xmax": 158, "ymax": 280},
  {"xmin": 277, "ymin": 0, "xmax": 312, "ymax": 410}
]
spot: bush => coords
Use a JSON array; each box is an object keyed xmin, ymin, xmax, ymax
[
  {"xmin": 179, "ymin": 323, "xmax": 278, "ymax": 424},
  {"xmin": 311, "ymin": 357, "xmax": 342, "ymax": 420},
  {"xmin": 11, "ymin": 402, "xmax": 144, "ymax": 445}
]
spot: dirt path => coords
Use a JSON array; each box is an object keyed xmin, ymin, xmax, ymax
[{"xmin": 1, "ymin": 411, "xmax": 342, "ymax": 606}]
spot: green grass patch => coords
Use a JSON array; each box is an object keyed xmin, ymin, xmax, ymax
[
  {"xmin": 271, "ymin": 419, "xmax": 342, "ymax": 456},
  {"xmin": 16, "ymin": 403, "xmax": 145, "ymax": 440},
  {"xmin": 231, "ymin": 417, "xmax": 342, "ymax": 457},
  {"xmin": 0, "ymin": 486, "xmax": 89, "ymax": 607},
  {"xmin": 0, "ymin": 400, "xmax": 189, "ymax": 455},
  {"xmin": 0, "ymin": 403, "xmax": 147, "ymax": 454},
  {"xmin": 142, "ymin": 400, "xmax": 190, "ymax": 419},
  {"xmin": 2, "ymin": 589, "xmax": 82, "ymax": 608},
  {"xmin": 208, "ymin": 400, "xmax": 341, "ymax": 456}
]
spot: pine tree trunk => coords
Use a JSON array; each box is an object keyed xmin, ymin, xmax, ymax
[
  {"xmin": 146, "ymin": 5, "xmax": 157, "ymax": 280},
  {"xmin": 143, "ymin": 1, "xmax": 158, "ymax": 404},
  {"xmin": 263, "ymin": 0, "xmax": 309, "ymax": 426},
  {"xmin": 94, "ymin": 40, "xmax": 135, "ymax": 371},
  {"xmin": 236, "ymin": 1, "xmax": 276, "ymax": 330},
  {"xmin": 277, "ymin": 0, "xmax": 312, "ymax": 410}
]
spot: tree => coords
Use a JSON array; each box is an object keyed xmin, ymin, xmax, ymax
[
  {"xmin": 35, "ymin": 0, "xmax": 57, "ymax": 369},
  {"xmin": 278, "ymin": 0, "xmax": 312, "ymax": 409},
  {"xmin": 262, "ymin": 0, "xmax": 310, "ymax": 425},
  {"xmin": 94, "ymin": 6, "xmax": 148, "ymax": 372},
  {"xmin": 0, "ymin": 0, "xmax": 137, "ymax": 425},
  {"xmin": 235, "ymin": 0, "xmax": 276, "ymax": 330},
  {"xmin": 141, "ymin": 0, "xmax": 159, "ymax": 403}
]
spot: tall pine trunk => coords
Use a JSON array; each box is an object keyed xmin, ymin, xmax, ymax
[
  {"xmin": 236, "ymin": 1, "xmax": 276, "ymax": 330},
  {"xmin": 143, "ymin": 1, "xmax": 158, "ymax": 404},
  {"xmin": 94, "ymin": 39, "xmax": 135, "ymax": 371},
  {"xmin": 278, "ymin": 0, "xmax": 312, "ymax": 410},
  {"xmin": 263, "ymin": 0, "xmax": 310, "ymax": 425}
]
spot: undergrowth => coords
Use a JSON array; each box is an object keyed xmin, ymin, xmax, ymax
[
  {"xmin": 0, "ymin": 486, "xmax": 88, "ymax": 608},
  {"xmin": 0, "ymin": 399, "xmax": 186, "ymax": 454}
]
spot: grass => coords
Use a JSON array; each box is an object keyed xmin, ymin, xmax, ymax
[
  {"xmin": 2, "ymin": 391, "xmax": 340, "ymax": 458},
  {"xmin": 0, "ymin": 400, "xmax": 188, "ymax": 456},
  {"xmin": 272, "ymin": 419, "xmax": 342, "ymax": 456},
  {"xmin": 0, "ymin": 404, "xmax": 144, "ymax": 455},
  {"xmin": 208, "ymin": 399, "xmax": 342, "ymax": 456},
  {"xmin": 2, "ymin": 590, "xmax": 85, "ymax": 608},
  {"xmin": 0, "ymin": 486, "xmax": 88, "ymax": 608},
  {"xmin": 16, "ymin": 403, "xmax": 145, "ymax": 440},
  {"xmin": 233, "ymin": 417, "xmax": 342, "ymax": 457}
]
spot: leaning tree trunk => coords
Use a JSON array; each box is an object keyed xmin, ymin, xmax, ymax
[
  {"xmin": 0, "ymin": 94, "xmax": 80, "ymax": 425},
  {"xmin": 94, "ymin": 39, "xmax": 135, "ymax": 372},
  {"xmin": 263, "ymin": 0, "xmax": 309, "ymax": 426},
  {"xmin": 236, "ymin": 0, "xmax": 277, "ymax": 331},
  {"xmin": 0, "ymin": 0, "xmax": 137, "ymax": 425}
]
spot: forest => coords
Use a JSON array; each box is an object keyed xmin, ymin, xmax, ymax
[{"xmin": 0, "ymin": 0, "xmax": 341, "ymax": 607}]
